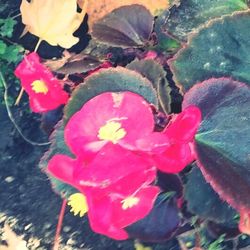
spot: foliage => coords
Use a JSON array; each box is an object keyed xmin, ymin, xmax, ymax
[
  {"xmin": 169, "ymin": 10, "xmax": 250, "ymax": 92},
  {"xmin": 85, "ymin": 0, "xmax": 170, "ymax": 30},
  {"xmin": 4, "ymin": 0, "xmax": 250, "ymax": 249}
]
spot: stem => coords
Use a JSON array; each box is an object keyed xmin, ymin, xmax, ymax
[
  {"xmin": 14, "ymin": 38, "xmax": 42, "ymax": 106},
  {"xmin": 14, "ymin": 87, "xmax": 24, "ymax": 106},
  {"xmin": 0, "ymin": 71, "xmax": 50, "ymax": 146},
  {"xmin": 53, "ymin": 200, "xmax": 67, "ymax": 250},
  {"xmin": 34, "ymin": 39, "xmax": 42, "ymax": 53},
  {"xmin": 11, "ymin": 13, "xmax": 21, "ymax": 19}
]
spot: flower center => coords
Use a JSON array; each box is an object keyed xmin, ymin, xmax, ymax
[
  {"xmin": 98, "ymin": 121, "xmax": 126, "ymax": 144},
  {"xmin": 31, "ymin": 80, "xmax": 48, "ymax": 94},
  {"xmin": 121, "ymin": 196, "xmax": 139, "ymax": 210},
  {"xmin": 68, "ymin": 193, "xmax": 88, "ymax": 217}
]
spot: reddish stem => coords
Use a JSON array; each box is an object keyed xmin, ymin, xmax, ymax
[{"xmin": 53, "ymin": 199, "xmax": 67, "ymax": 250}]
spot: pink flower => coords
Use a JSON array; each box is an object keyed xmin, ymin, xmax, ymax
[
  {"xmin": 15, "ymin": 52, "xmax": 69, "ymax": 112},
  {"xmin": 153, "ymin": 106, "xmax": 201, "ymax": 173},
  {"xmin": 65, "ymin": 91, "xmax": 169, "ymax": 161},
  {"xmin": 47, "ymin": 144, "xmax": 160, "ymax": 240}
]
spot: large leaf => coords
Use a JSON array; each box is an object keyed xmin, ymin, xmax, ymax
[
  {"xmin": 85, "ymin": 0, "xmax": 169, "ymax": 30},
  {"xmin": 165, "ymin": 0, "xmax": 248, "ymax": 41},
  {"xmin": 126, "ymin": 59, "xmax": 171, "ymax": 113},
  {"xmin": 183, "ymin": 78, "xmax": 250, "ymax": 214},
  {"xmin": 64, "ymin": 67, "xmax": 158, "ymax": 123},
  {"xmin": 185, "ymin": 166, "xmax": 237, "ymax": 223},
  {"xmin": 126, "ymin": 194, "xmax": 180, "ymax": 242},
  {"xmin": 20, "ymin": 0, "xmax": 86, "ymax": 48},
  {"xmin": 92, "ymin": 5, "xmax": 154, "ymax": 48},
  {"xmin": 169, "ymin": 10, "xmax": 250, "ymax": 93},
  {"xmin": 39, "ymin": 121, "xmax": 77, "ymax": 198}
]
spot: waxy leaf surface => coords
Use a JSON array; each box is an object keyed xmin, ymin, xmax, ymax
[
  {"xmin": 92, "ymin": 5, "xmax": 154, "ymax": 48},
  {"xmin": 185, "ymin": 166, "xmax": 237, "ymax": 223},
  {"xmin": 86, "ymin": 0, "xmax": 169, "ymax": 30},
  {"xmin": 64, "ymin": 67, "xmax": 158, "ymax": 123},
  {"xmin": 169, "ymin": 11, "xmax": 250, "ymax": 92},
  {"xmin": 183, "ymin": 78, "xmax": 250, "ymax": 213},
  {"xmin": 165, "ymin": 0, "xmax": 248, "ymax": 41}
]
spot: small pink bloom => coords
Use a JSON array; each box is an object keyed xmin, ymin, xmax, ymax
[
  {"xmin": 15, "ymin": 52, "xmax": 69, "ymax": 112},
  {"xmin": 65, "ymin": 91, "xmax": 169, "ymax": 161},
  {"xmin": 153, "ymin": 106, "xmax": 201, "ymax": 173}
]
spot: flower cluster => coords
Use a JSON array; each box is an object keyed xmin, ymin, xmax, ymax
[
  {"xmin": 47, "ymin": 91, "xmax": 201, "ymax": 239},
  {"xmin": 15, "ymin": 52, "xmax": 69, "ymax": 113}
]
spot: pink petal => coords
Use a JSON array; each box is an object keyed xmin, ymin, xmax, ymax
[
  {"xmin": 47, "ymin": 154, "xmax": 78, "ymax": 186},
  {"xmin": 134, "ymin": 132, "xmax": 170, "ymax": 153},
  {"xmin": 65, "ymin": 92, "xmax": 119, "ymax": 157},
  {"xmin": 111, "ymin": 186, "xmax": 160, "ymax": 228},
  {"xmin": 164, "ymin": 106, "xmax": 201, "ymax": 143},
  {"xmin": 75, "ymin": 144, "xmax": 156, "ymax": 190},
  {"xmin": 153, "ymin": 144, "xmax": 194, "ymax": 173},
  {"xmin": 65, "ymin": 92, "xmax": 155, "ymax": 157},
  {"xmin": 87, "ymin": 194, "xmax": 129, "ymax": 240},
  {"xmin": 108, "ymin": 166, "xmax": 157, "ymax": 197}
]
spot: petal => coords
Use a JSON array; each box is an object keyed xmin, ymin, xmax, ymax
[
  {"xmin": 65, "ymin": 92, "xmax": 155, "ymax": 157},
  {"xmin": 134, "ymin": 132, "xmax": 170, "ymax": 153},
  {"xmin": 109, "ymin": 167, "xmax": 157, "ymax": 197},
  {"xmin": 153, "ymin": 144, "xmax": 194, "ymax": 173},
  {"xmin": 65, "ymin": 92, "xmax": 118, "ymax": 156},
  {"xmin": 47, "ymin": 154, "xmax": 78, "ymax": 186},
  {"xmin": 111, "ymin": 186, "xmax": 160, "ymax": 228},
  {"xmin": 164, "ymin": 106, "xmax": 201, "ymax": 143},
  {"xmin": 87, "ymin": 194, "xmax": 129, "ymax": 240},
  {"xmin": 75, "ymin": 144, "xmax": 155, "ymax": 190}
]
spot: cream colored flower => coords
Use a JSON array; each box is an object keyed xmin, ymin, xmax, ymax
[{"xmin": 20, "ymin": 0, "xmax": 87, "ymax": 48}]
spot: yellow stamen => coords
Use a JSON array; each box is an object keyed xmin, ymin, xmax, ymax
[
  {"xmin": 121, "ymin": 196, "xmax": 139, "ymax": 210},
  {"xmin": 98, "ymin": 121, "xmax": 126, "ymax": 144},
  {"xmin": 134, "ymin": 241, "xmax": 152, "ymax": 250},
  {"xmin": 31, "ymin": 80, "xmax": 48, "ymax": 94},
  {"xmin": 68, "ymin": 193, "xmax": 88, "ymax": 217}
]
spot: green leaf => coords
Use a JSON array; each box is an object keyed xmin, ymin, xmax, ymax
[
  {"xmin": 0, "ymin": 45, "xmax": 23, "ymax": 63},
  {"xmin": 92, "ymin": 5, "xmax": 154, "ymax": 48},
  {"xmin": 207, "ymin": 235, "xmax": 225, "ymax": 250},
  {"xmin": 0, "ymin": 18, "xmax": 17, "ymax": 38},
  {"xmin": 64, "ymin": 67, "xmax": 158, "ymax": 123},
  {"xmin": 169, "ymin": 11, "xmax": 250, "ymax": 92},
  {"xmin": 39, "ymin": 121, "xmax": 77, "ymax": 198},
  {"xmin": 165, "ymin": 0, "xmax": 248, "ymax": 41},
  {"xmin": 0, "ymin": 40, "xmax": 7, "ymax": 54},
  {"xmin": 126, "ymin": 59, "xmax": 171, "ymax": 114},
  {"xmin": 185, "ymin": 166, "xmax": 237, "ymax": 223},
  {"xmin": 183, "ymin": 78, "xmax": 250, "ymax": 213}
]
